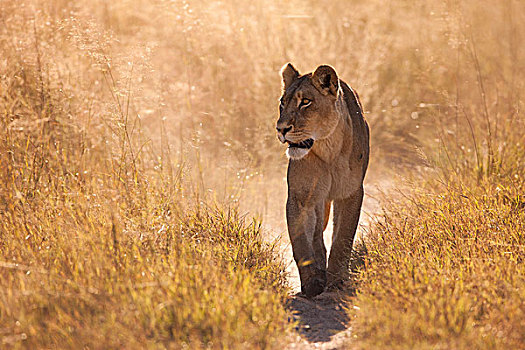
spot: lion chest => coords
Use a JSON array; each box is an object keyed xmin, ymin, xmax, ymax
[{"xmin": 287, "ymin": 138, "xmax": 366, "ymax": 204}]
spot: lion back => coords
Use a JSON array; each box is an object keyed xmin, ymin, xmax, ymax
[{"xmin": 341, "ymin": 81, "xmax": 370, "ymax": 177}]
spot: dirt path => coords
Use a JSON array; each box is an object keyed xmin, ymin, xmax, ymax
[
  {"xmin": 279, "ymin": 180, "xmax": 387, "ymax": 349},
  {"xmin": 285, "ymin": 293, "xmax": 353, "ymax": 349}
]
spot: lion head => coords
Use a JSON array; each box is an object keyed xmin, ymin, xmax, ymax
[{"xmin": 276, "ymin": 63, "xmax": 342, "ymax": 160}]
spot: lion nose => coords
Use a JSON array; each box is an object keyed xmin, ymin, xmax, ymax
[{"xmin": 276, "ymin": 125, "xmax": 293, "ymax": 137}]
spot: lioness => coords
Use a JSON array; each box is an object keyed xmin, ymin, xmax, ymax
[{"xmin": 276, "ymin": 63, "xmax": 369, "ymax": 297}]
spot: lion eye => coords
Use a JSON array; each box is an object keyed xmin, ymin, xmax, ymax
[{"xmin": 300, "ymin": 98, "xmax": 312, "ymax": 108}]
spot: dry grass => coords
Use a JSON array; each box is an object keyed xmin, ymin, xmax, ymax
[
  {"xmin": 352, "ymin": 175, "xmax": 525, "ymax": 349},
  {"xmin": 0, "ymin": 1, "xmax": 291, "ymax": 348},
  {"xmin": 348, "ymin": 1, "xmax": 525, "ymax": 348},
  {"xmin": 1, "ymin": 0, "xmax": 524, "ymax": 348}
]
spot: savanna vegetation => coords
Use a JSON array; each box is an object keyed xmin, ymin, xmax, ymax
[
  {"xmin": 348, "ymin": 1, "xmax": 525, "ymax": 349},
  {"xmin": 0, "ymin": 0, "xmax": 523, "ymax": 349}
]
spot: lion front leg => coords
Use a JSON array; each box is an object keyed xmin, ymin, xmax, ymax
[
  {"xmin": 327, "ymin": 186, "xmax": 364, "ymax": 289},
  {"xmin": 286, "ymin": 197, "xmax": 327, "ymax": 298}
]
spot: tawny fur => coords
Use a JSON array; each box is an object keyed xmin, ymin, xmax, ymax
[{"xmin": 276, "ymin": 63, "xmax": 369, "ymax": 297}]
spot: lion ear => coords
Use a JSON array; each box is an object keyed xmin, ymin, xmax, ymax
[
  {"xmin": 281, "ymin": 63, "xmax": 299, "ymax": 90},
  {"xmin": 312, "ymin": 65, "xmax": 340, "ymax": 96}
]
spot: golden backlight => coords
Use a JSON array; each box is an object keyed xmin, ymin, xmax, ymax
[{"xmin": 1, "ymin": 0, "xmax": 523, "ymax": 348}]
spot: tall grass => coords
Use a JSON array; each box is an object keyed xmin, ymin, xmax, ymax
[
  {"xmin": 348, "ymin": 1, "xmax": 525, "ymax": 348},
  {"xmin": 351, "ymin": 135, "xmax": 525, "ymax": 348},
  {"xmin": 1, "ymin": 1, "xmax": 290, "ymax": 348}
]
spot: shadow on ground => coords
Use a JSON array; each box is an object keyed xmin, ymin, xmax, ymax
[{"xmin": 286, "ymin": 291, "xmax": 353, "ymax": 343}]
